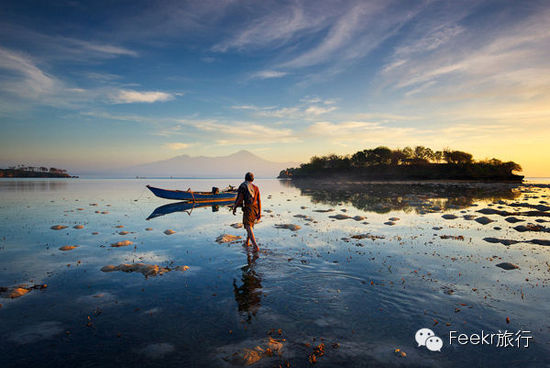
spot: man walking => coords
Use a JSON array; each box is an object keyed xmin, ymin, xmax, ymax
[{"xmin": 233, "ymin": 172, "xmax": 261, "ymax": 251}]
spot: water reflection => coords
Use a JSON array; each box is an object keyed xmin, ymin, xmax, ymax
[
  {"xmin": 285, "ymin": 180, "xmax": 521, "ymax": 213},
  {"xmin": 0, "ymin": 180, "xmax": 68, "ymax": 192},
  {"xmin": 233, "ymin": 250, "xmax": 262, "ymax": 323},
  {"xmin": 146, "ymin": 200, "xmax": 234, "ymax": 220}
]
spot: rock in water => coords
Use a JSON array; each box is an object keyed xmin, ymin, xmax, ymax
[
  {"xmin": 0, "ymin": 287, "xmax": 30, "ymax": 299},
  {"xmin": 351, "ymin": 233, "xmax": 385, "ymax": 240},
  {"xmin": 100, "ymin": 263, "xmax": 188, "ymax": 277},
  {"xmin": 225, "ymin": 337, "xmax": 284, "ymax": 366},
  {"xmin": 9, "ymin": 288, "xmax": 31, "ymax": 299},
  {"xmin": 216, "ymin": 234, "xmax": 242, "ymax": 243},
  {"xmin": 442, "ymin": 214, "xmax": 458, "ymax": 220},
  {"xmin": 274, "ymin": 224, "xmax": 301, "ymax": 231},
  {"xmin": 111, "ymin": 240, "xmax": 133, "ymax": 247},
  {"xmin": 514, "ymin": 224, "xmax": 547, "ymax": 232},
  {"xmin": 535, "ymin": 204, "xmax": 550, "ymax": 212},
  {"xmin": 475, "ymin": 216, "xmax": 494, "ymax": 225},
  {"xmin": 329, "ymin": 214, "xmax": 351, "ymax": 220},
  {"xmin": 238, "ymin": 348, "xmax": 263, "ymax": 366},
  {"xmin": 530, "ymin": 239, "xmax": 550, "ymax": 246},
  {"xmin": 496, "ymin": 262, "xmax": 519, "ymax": 270},
  {"xmin": 483, "ymin": 238, "xmax": 519, "ymax": 246},
  {"xmin": 505, "ymin": 217, "xmax": 524, "ymax": 223},
  {"xmin": 59, "ymin": 245, "xmax": 78, "ymax": 251}
]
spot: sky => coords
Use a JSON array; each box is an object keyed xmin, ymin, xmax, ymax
[{"xmin": 0, "ymin": 0, "xmax": 549, "ymax": 176}]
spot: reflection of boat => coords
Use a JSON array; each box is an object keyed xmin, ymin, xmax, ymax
[
  {"xmin": 146, "ymin": 200, "xmax": 234, "ymax": 220},
  {"xmin": 146, "ymin": 185, "xmax": 237, "ymax": 202}
]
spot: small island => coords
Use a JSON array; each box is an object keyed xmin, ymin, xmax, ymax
[
  {"xmin": 0, "ymin": 166, "xmax": 76, "ymax": 178},
  {"xmin": 278, "ymin": 146, "xmax": 523, "ymax": 181}
]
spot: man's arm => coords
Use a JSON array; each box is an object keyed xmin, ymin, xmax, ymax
[
  {"xmin": 256, "ymin": 190, "xmax": 261, "ymax": 219},
  {"xmin": 233, "ymin": 192, "xmax": 244, "ymax": 215}
]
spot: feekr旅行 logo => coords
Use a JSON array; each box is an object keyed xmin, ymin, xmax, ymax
[
  {"xmin": 415, "ymin": 328, "xmax": 532, "ymax": 352},
  {"xmin": 415, "ymin": 328, "xmax": 443, "ymax": 352}
]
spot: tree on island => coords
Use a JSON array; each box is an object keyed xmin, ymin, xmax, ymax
[{"xmin": 443, "ymin": 149, "xmax": 473, "ymax": 164}]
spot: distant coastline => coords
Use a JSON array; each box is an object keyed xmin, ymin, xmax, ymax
[
  {"xmin": 0, "ymin": 166, "xmax": 76, "ymax": 178},
  {"xmin": 278, "ymin": 146, "xmax": 524, "ymax": 182}
]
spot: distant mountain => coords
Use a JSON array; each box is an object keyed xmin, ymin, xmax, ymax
[{"xmin": 115, "ymin": 150, "xmax": 297, "ymax": 178}]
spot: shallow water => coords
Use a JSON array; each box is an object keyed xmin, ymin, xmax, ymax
[{"xmin": 1, "ymin": 178, "xmax": 549, "ymax": 367}]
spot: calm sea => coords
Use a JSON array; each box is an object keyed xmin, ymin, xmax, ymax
[{"xmin": 1, "ymin": 178, "xmax": 549, "ymax": 367}]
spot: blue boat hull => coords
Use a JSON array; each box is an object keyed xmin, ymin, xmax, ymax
[{"xmin": 146, "ymin": 185, "xmax": 237, "ymax": 202}]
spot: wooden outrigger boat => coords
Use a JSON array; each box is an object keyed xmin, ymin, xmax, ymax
[{"xmin": 146, "ymin": 185, "xmax": 237, "ymax": 202}]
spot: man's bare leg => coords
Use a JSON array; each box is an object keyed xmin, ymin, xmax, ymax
[
  {"xmin": 243, "ymin": 225, "xmax": 250, "ymax": 247},
  {"xmin": 244, "ymin": 224, "xmax": 258, "ymax": 251}
]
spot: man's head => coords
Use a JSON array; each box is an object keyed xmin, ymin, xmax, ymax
[{"xmin": 245, "ymin": 172, "xmax": 254, "ymax": 182}]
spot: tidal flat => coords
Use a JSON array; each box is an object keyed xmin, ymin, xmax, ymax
[{"xmin": 0, "ymin": 178, "xmax": 549, "ymax": 367}]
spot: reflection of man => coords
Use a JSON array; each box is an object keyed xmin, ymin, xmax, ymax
[
  {"xmin": 233, "ymin": 250, "xmax": 262, "ymax": 322},
  {"xmin": 233, "ymin": 172, "xmax": 261, "ymax": 251}
]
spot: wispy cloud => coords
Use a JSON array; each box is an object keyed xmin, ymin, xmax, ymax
[
  {"xmin": 250, "ymin": 70, "xmax": 288, "ymax": 79},
  {"xmin": 0, "ymin": 24, "xmax": 138, "ymax": 61},
  {"xmin": 165, "ymin": 142, "xmax": 191, "ymax": 150},
  {"xmin": 110, "ymin": 90, "xmax": 175, "ymax": 104},
  {"xmin": 194, "ymin": 121, "xmax": 299, "ymax": 145},
  {"xmin": 85, "ymin": 72, "xmax": 122, "ymax": 81},
  {"xmin": 0, "ymin": 44, "xmax": 153, "ymax": 109},
  {"xmin": 279, "ymin": 3, "xmax": 372, "ymax": 69},
  {"xmin": 0, "ymin": 47, "xmax": 57, "ymax": 98},
  {"xmin": 393, "ymin": 25, "xmax": 465, "ymax": 59},
  {"xmin": 68, "ymin": 39, "xmax": 137, "ymax": 57},
  {"xmin": 254, "ymin": 106, "xmax": 301, "ymax": 119},
  {"xmin": 230, "ymin": 105, "xmax": 261, "ymax": 111},
  {"xmin": 211, "ymin": 1, "xmax": 420, "ymax": 82},
  {"xmin": 351, "ymin": 113, "xmax": 420, "ymax": 122},
  {"xmin": 307, "ymin": 120, "xmax": 418, "ymax": 146},
  {"xmin": 212, "ymin": 3, "xmax": 332, "ymax": 52},
  {"xmin": 304, "ymin": 105, "xmax": 337, "ymax": 116},
  {"xmin": 81, "ymin": 111, "xmax": 163, "ymax": 124},
  {"xmin": 379, "ymin": 6, "xmax": 550, "ymax": 101},
  {"xmin": 231, "ymin": 98, "xmax": 338, "ymax": 119}
]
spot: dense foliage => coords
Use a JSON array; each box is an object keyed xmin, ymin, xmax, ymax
[
  {"xmin": 0, "ymin": 165, "xmax": 72, "ymax": 178},
  {"xmin": 278, "ymin": 146, "xmax": 522, "ymax": 180}
]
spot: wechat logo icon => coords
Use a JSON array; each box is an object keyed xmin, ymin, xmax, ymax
[{"xmin": 415, "ymin": 328, "xmax": 443, "ymax": 352}]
